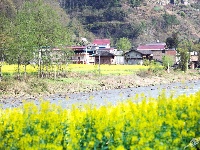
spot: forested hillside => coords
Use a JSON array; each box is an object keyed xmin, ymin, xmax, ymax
[
  {"xmin": 59, "ymin": 0, "xmax": 200, "ymax": 46},
  {"xmin": 1, "ymin": 0, "xmax": 200, "ymax": 47},
  {"xmin": 0, "ymin": 0, "xmax": 97, "ymax": 72},
  {"xmin": 0, "ymin": 0, "xmax": 94, "ymax": 47}
]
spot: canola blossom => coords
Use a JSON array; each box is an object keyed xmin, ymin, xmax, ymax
[
  {"xmin": 1, "ymin": 64, "xmax": 149, "ymax": 75},
  {"xmin": 0, "ymin": 92, "xmax": 200, "ymax": 149}
]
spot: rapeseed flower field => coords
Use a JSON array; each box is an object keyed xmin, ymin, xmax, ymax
[
  {"xmin": 1, "ymin": 64, "xmax": 149, "ymax": 75},
  {"xmin": 0, "ymin": 92, "xmax": 199, "ymax": 149}
]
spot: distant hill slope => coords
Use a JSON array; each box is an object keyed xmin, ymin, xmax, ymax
[
  {"xmin": 60, "ymin": 0, "xmax": 200, "ymax": 46},
  {"xmin": 1, "ymin": 0, "xmax": 199, "ymax": 46},
  {"xmin": 0, "ymin": 0, "xmax": 95, "ymax": 45}
]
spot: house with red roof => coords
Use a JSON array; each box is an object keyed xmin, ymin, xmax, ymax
[
  {"xmin": 52, "ymin": 46, "xmax": 96, "ymax": 64},
  {"xmin": 137, "ymin": 43, "xmax": 177, "ymax": 63},
  {"xmin": 92, "ymin": 39, "xmax": 110, "ymax": 49},
  {"xmin": 68, "ymin": 43, "xmax": 115, "ymax": 65},
  {"xmin": 67, "ymin": 39, "xmax": 113, "ymax": 64},
  {"xmin": 52, "ymin": 39, "xmax": 124, "ymax": 65},
  {"xmin": 92, "ymin": 39, "xmax": 125, "ymax": 64}
]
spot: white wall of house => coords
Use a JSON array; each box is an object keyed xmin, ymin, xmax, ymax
[
  {"xmin": 189, "ymin": 51, "xmax": 198, "ymax": 69},
  {"xmin": 72, "ymin": 53, "xmax": 90, "ymax": 64},
  {"xmin": 110, "ymin": 50, "xmax": 124, "ymax": 65},
  {"xmin": 112, "ymin": 56, "xmax": 124, "ymax": 64},
  {"xmin": 88, "ymin": 56, "xmax": 95, "ymax": 64}
]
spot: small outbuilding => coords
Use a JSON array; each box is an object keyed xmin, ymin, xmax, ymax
[
  {"xmin": 93, "ymin": 50, "xmax": 114, "ymax": 65},
  {"xmin": 124, "ymin": 49, "xmax": 152, "ymax": 65}
]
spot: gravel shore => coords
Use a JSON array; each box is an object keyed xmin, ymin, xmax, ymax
[{"xmin": 1, "ymin": 70, "xmax": 200, "ymax": 108}]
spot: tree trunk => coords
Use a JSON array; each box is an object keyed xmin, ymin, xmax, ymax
[
  {"xmin": 0, "ymin": 65, "xmax": 2, "ymax": 82},
  {"xmin": 17, "ymin": 57, "xmax": 20, "ymax": 80},
  {"xmin": 24, "ymin": 64, "xmax": 27, "ymax": 81},
  {"xmin": 167, "ymin": 62, "xmax": 170, "ymax": 73},
  {"xmin": 54, "ymin": 66, "xmax": 57, "ymax": 79},
  {"xmin": 38, "ymin": 49, "xmax": 42, "ymax": 78}
]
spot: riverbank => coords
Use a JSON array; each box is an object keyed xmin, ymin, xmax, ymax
[{"xmin": 0, "ymin": 69, "xmax": 200, "ymax": 102}]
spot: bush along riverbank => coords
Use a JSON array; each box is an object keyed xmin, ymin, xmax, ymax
[{"xmin": 0, "ymin": 91, "xmax": 200, "ymax": 149}]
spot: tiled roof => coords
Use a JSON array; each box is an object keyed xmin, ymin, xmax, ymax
[
  {"xmin": 96, "ymin": 51, "xmax": 114, "ymax": 57},
  {"xmin": 136, "ymin": 50, "xmax": 152, "ymax": 55},
  {"xmin": 137, "ymin": 44, "xmax": 166, "ymax": 50},
  {"xmin": 93, "ymin": 39, "xmax": 110, "ymax": 45},
  {"xmin": 125, "ymin": 49, "xmax": 152, "ymax": 55},
  {"xmin": 69, "ymin": 46, "xmax": 86, "ymax": 49},
  {"xmin": 52, "ymin": 46, "xmax": 86, "ymax": 51}
]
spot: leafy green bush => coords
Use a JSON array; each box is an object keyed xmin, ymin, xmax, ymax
[
  {"xmin": 148, "ymin": 61, "xmax": 163, "ymax": 73},
  {"xmin": 143, "ymin": 59, "xmax": 150, "ymax": 66},
  {"xmin": 178, "ymin": 11, "xmax": 186, "ymax": 18},
  {"xmin": 162, "ymin": 55, "xmax": 174, "ymax": 70}
]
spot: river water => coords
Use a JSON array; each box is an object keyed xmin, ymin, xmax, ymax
[{"xmin": 1, "ymin": 80, "xmax": 200, "ymax": 109}]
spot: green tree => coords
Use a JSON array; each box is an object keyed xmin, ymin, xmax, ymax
[
  {"xmin": 178, "ymin": 41, "xmax": 192, "ymax": 72},
  {"xmin": 0, "ymin": 0, "xmax": 17, "ymax": 73},
  {"xmin": 5, "ymin": 0, "xmax": 73, "ymax": 78},
  {"xmin": 193, "ymin": 43, "xmax": 200, "ymax": 51},
  {"xmin": 178, "ymin": 48, "xmax": 189, "ymax": 72},
  {"xmin": 5, "ymin": 4, "xmax": 37, "ymax": 78},
  {"xmin": 166, "ymin": 32, "xmax": 179, "ymax": 50},
  {"xmin": 116, "ymin": 37, "xmax": 131, "ymax": 53},
  {"xmin": 162, "ymin": 55, "xmax": 174, "ymax": 70},
  {"xmin": 163, "ymin": 14, "xmax": 179, "ymax": 29}
]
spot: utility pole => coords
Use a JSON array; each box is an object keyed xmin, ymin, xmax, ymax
[
  {"xmin": 38, "ymin": 48, "xmax": 42, "ymax": 77},
  {"xmin": 0, "ymin": 49, "xmax": 3, "ymax": 81},
  {"xmin": 0, "ymin": 64, "xmax": 2, "ymax": 82},
  {"xmin": 98, "ymin": 52, "xmax": 100, "ymax": 75},
  {"xmin": 85, "ymin": 46, "xmax": 87, "ymax": 64},
  {"xmin": 95, "ymin": 46, "xmax": 100, "ymax": 75}
]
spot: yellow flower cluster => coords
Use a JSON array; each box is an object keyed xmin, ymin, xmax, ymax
[
  {"xmin": 2, "ymin": 64, "xmax": 38, "ymax": 74},
  {"xmin": 1, "ymin": 64, "xmax": 149, "ymax": 75},
  {"xmin": 0, "ymin": 91, "xmax": 199, "ymax": 149},
  {"xmin": 67, "ymin": 64, "xmax": 149, "ymax": 75}
]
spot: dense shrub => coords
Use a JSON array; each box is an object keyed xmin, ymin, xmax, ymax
[
  {"xmin": 143, "ymin": 59, "xmax": 151, "ymax": 66},
  {"xmin": 136, "ymin": 69, "xmax": 151, "ymax": 77},
  {"xmin": 148, "ymin": 61, "xmax": 163, "ymax": 73}
]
